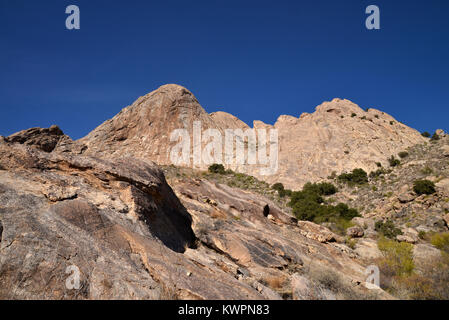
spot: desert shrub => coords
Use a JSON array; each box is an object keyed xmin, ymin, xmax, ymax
[
  {"xmin": 271, "ymin": 182, "xmax": 292, "ymax": 198},
  {"xmin": 208, "ymin": 163, "xmax": 226, "ymax": 174},
  {"xmin": 421, "ymin": 131, "xmax": 431, "ymax": 138},
  {"xmin": 375, "ymin": 220, "xmax": 403, "ymax": 239},
  {"xmin": 361, "ymin": 116, "xmax": 367, "ymax": 120},
  {"xmin": 431, "ymin": 232, "xmax": 449, "ymax": 254},
  {"xmin": 281, "ymin": 189, "xmax": 292, "ymax": 198},
  {"xmin": 272, "ymin": 183, "xmax": 284, "ymax": 197},
  {"xmin": 420, "ymin": 166, "xmax": 433, "ymax": 175},
  {"xmin": 431, "ymin": 132, "xmax": 440, "ymax": 141},
  {"xmin": 390, "ymin": 121, "xmax": 395, "ymax": 125},
  {"xmin": 308, "ymin": 266, "xmax": 365, "ymax": 300},
  {"xmin": 369, "ymin": 168, "xmax": 390, "ymax": 179},
  {"xmin": 263, "ymin": 275, "xmax": 286, "ymax": 290},
  {"xmin": 398, "ymin": 151, "xmax": 409, "ymax": 159},
  {"xmin": 418, "ymin": 231, "xmax": 427, "ymax": 239},
  {"xmin": 377, "ymin": 237, "xmax": 414, "ymax": 277},
  {"xmin": 413, "ymin": 179, "xmax": 436, "ymax": 195},
  {"xmin": 333, "ymin": 203, "xmax": 359, "ymax": 220},
  {"xmin": 327, "ymin": 171, "xmax": 337, "ymax": 179},
  {"xmin": 318, "ymin": 182, "xmax": 338, "ymax": 196},
  {"xmin": 337, "ymin": 168, "xmax": 368, "ymax": 185},
  {"xmin": 288, "ymin": 182, "xmax": 358, "ymax": 224},
  {"xmin": 351, "ymin": 113, "xmax": 357, "ymax": 117},
  {"xmin": 375, "ymin": 115, "xmax": 379, "ymax": 119},
  {"xmin": 302, "ymin": 182, "xmax": 337, "ymax": 196},
  {"xmin": 376, "ymin": 162, "xmax": 382, "ymax": 168},
  {"xmin": 385, "ymin": 253, "xmax": 449, "ymax": 299},
  {"xmin": 272, "ymin": 183, "xmax": 284, "ymax": 192},
  {"xmin": 345, "ymin": 237, "xmax": 357, "ymax": 250},
  {"xmin": 384, "ymin": 191, "xmax": 394, "ymax": 198},
  {"xmin": 388, "ymin": 156, "xmax": 400, "ymax": 167}
]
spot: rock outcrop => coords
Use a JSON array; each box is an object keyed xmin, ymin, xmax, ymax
[
  {"xmin": 0, "ymin": 128, "xmax": 388, "ymax": 300},
  {"xmin": 78, "ymin": 84, "xmax": 425, "ymax": 190}
]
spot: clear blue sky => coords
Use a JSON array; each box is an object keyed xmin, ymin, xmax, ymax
[{"xmin": 1, "ymin": 0, "xmax": 448, "ymax": 139}]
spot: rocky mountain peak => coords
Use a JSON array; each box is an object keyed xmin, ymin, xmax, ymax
[
  {"xmin": 315, "ymin": 98, "xmax": 364, "ymax": 115},
  {"xmin": 78, "ymin": 84, "xmax": 426, "ymax": 190}
]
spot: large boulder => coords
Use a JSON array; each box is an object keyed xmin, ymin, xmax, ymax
[
  {"xmin": 346, "ymin": 226, "xmax": 364, "ymax": 238},
  {"xmin": 5, "ymin": 125, "xmax": 64, "ymax": 152}
]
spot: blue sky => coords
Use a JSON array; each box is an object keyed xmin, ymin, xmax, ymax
[{"xmin": 1, "ymin": 0, "xmax": 448, "ymax": 139}]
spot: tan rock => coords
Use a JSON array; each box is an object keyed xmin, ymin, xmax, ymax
[
  {"xmin": 396, "ymin": 234, "xmax": 418, "ymax": 244},
  {"xmin": 441, "ymin": 145, "xmax": 449, "ymax": 157},
  {"xmin": 78, "ymin": 84, "xmax": 426, "ymax": 190},
  {"xmin": 297, "ymin": 221, "xmax": 339, "ymax": 243},
  {"xmin": 397, "ymin": 192, "xmax": 416, "ymax": 203},
  {"xmin": 346, "ymin": 226, "xmax": 364, "ymax": 238},
  {"xmin": 354, "ymin": 239, "xmax": 382, "ymax": 260},
  {"xmin": 413, "ymin": 244, "xmax": 442, "ymax": 270},
  {"xmin": 443, "ymin": 213, "xmax": 449, "ymax": 228},
  {"xmin": 352, "ymin": 217, "xmax": 375, "ymax": 230},
  {"xmin": 436, "ymin": 178, "xmax": 449, "ymax": 195}
]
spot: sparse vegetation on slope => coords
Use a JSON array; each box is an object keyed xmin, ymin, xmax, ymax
[
  {"xmin": 337, "ymin": 168, "xmax": 368, "ymax": 186},
  {"xmin": 287, "ymin": 182, "xmax": 359, "ymax": 226}
]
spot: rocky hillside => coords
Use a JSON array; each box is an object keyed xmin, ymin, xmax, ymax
[
  {"xmin": 0, "ymin": 126, "xmax": 396, "ymax": 299},
  {"xmin": 78, "ymin": 84, "xmax": 425, "ymax": 190},
  {"xmin": 0, "ymin": 84, "xmax": 446, "ymax": 300}
]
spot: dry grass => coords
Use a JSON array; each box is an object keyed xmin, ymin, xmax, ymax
[{"xmin": 264, "ymin": 275, "xmax": 286, "ymax": 290}]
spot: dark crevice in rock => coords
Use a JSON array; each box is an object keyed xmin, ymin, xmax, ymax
[
  {"xmin": 0, "ymin": 220, "xmax": 3, "ymax": 243},
  {"xmin": 263, "ymin": 204, "xmax": 270, "ymax": 217}
]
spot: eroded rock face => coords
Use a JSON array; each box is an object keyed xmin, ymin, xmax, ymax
[
  {"xmin": 5, "ymin": 125, "xmax": 65, "ymax": 152},
  {"xmin": 78, "ymin": 84, "xmax": 221, "ymax": 164},
  {"xmin": 0, "ymin": 129, "xmax": 389, "ymax": 300},
  {"xmin": 78, "ymin": 84, "xmax": 425, "ymax": 190}
]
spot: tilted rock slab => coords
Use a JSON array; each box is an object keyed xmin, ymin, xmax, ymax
[{"xmin": 0, "ymin": 129, "xmax": 390, "ymax": 299}]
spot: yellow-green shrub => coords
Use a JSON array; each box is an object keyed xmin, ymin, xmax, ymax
[
  {"xmin": 431, "ymin": 232, "xmax": 449, "ymax": 253},
  {"xmin": 377, "ymin": 237, "xmax": 414, "ymax": 277}
]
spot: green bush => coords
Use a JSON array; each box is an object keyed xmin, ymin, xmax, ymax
[
  {"xmin": 398, "ymin": 151, "xmax": 409, "ymax": 159},
  {"xmin": 421, "ymin": 131, "xmax": 431, "ymax": 138},
  {"xmin": 369, "ymin": 168, "xmax": 390, "ymax": 179},
  {"xmin": 388, "ymin": 156, "xmax": 400, "ymax": 167},
  {"xmin": 271, "ymin": 182, "xmax": 293, "ymax": 198},
  {"xmin": 431, "ymin": 132, "xmax": 440, "ymax": 141},
  {"xmin": 375, "ymin": 220, "xmax": 403, "ymax": 239},
  {"xmin": 337, "ymin": 168, "xmax": 368, "ymax": 185},
  {"xmin": 288, "ymin": 182, "xmax": 357, "ymax": 224},
  {"xmin": 351, "ymin": 113, "xmax": 357, "ymax": 117},
  {"xmin": 413, "ymin": 179, "xmax": 436, "ymax": 195},
  {"xmin": 302, "ymin": 182, "xmax": 337, "ymax": 196},
  {"xmin": 208, "ymin": 163, "xmax": 226, "ymax": 174}
]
